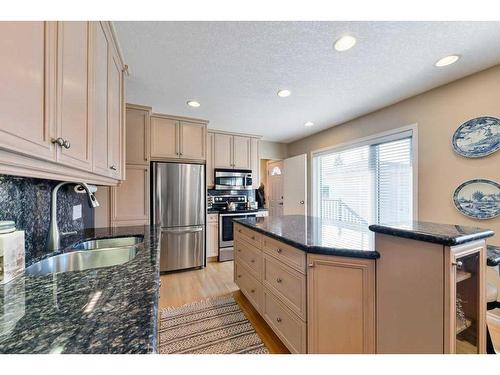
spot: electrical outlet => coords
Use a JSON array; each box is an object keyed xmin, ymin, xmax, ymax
[{"xmin": 73, "ymin": 204, "xmax": 82, "ymax": 220}]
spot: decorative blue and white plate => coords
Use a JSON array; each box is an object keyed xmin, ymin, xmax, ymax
[
  {"xmin": 452, "ymin": 116, "xmax": 500, "ymax": 158},
  {"xmin": 453, "ymin": 179, "xmax": 500, "ymax": 220}
]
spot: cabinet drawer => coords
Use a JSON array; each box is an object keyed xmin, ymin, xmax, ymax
[
  {"xmin": 234, "ymin": 239, "xmax": 262, "ymax": 280},
  {"xmin": 263, "ymin": 236, "xmax": 306, "ymax": 274},
  {"xmin": 207, "ymin": 213, "xmax": 218, "ymax": 223},
  {"xmin": 235, "ymin": 261, "xmax": 262, "ymax": 313},
  {"xmin": 263, "ymin": 254, "xmax": 306, "ymax": 320},
  {"xmin": 234, "ymin": 224, "xmax": 262, "ymax": 249},
  {"xmin": 263, "ymin": 289, "xmax": 307, "ymax": 354}
]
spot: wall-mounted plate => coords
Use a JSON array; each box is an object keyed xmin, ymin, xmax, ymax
[
  {"xmin": 452, "ymin": 116, "xmax": 500, "ymax": 158},
  {"xmin": 453, "ymin": 179, "xmax": 500, "ymax": 220}
]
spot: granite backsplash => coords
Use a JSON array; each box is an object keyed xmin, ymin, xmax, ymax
[{"xmin": 0, "ymin": 175, "xmax": 94, "ymax": 264}]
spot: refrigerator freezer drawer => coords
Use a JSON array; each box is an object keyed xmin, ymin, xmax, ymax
[{"xmin": 160, "ymin": 226, "xmax": 205, "ymax": 272}]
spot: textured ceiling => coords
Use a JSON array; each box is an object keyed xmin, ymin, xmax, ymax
[{"xmin": 114, "ymin": 21, "xmax": 500, "ymax": 143}]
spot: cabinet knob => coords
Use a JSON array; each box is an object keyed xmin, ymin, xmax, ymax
[
  {"xmin": 179, "ymin": 152, "xmax": 183, "ymax": 156},
  {"xmin": 276, "ymin": 317, "xmax": 282, "ymax": 323},
  {"xmin": 250, "ymin": 289, "xmax": 255, "ymax": 293},
  {"xmin": 276, "ymin": 248, "xmax": 282, "ymax": 254},
  {"xmin": 110, "ymin": 165, "xmax": 117, "ymax": 171},
  {"xmin": 251, "ymin": 236, "xmax": 255, "ymax": 240},
  {"xmin": 251, "ymin": 259, "xmax": 255, "ymax": 263},
  {"xmin": 237, "ymin": 274, "xmax": 242, "ymax": 278},
  {"xmin": 308, "ymin": 263, "xmax": 314, "ymax": 268},
  {"xmin": 63, "ymin": 139, "xmax": 71, "ymax": 149},
  {"xmin": 276, "ymin": 278, "xmax": 282, "ymax": 283},
  {"xmin": 51, "ymin": 137, "xmax": 65, "ymax": 147}
]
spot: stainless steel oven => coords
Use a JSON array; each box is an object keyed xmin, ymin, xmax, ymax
[
  {"xmin": 218, "ymin": 212, "xmax": 257, "ymax": 261},
  {"xmin": 214, "ymin": 169, "xmax": 253, "ymax": 191}
]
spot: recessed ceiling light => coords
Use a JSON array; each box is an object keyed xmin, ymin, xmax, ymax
[
  {"xmin": 435, "ymin": 55, "xmax": 460, "ymax": 67},
  {"xmin": 334, "ymin": 35, "xmax": 356, "ymax": 52},
  {"xmin": 304, "ymin": 121, "xmax": 314, "ymax": 127},
  {"xmin": 187, "ymin": 100, "xmax": 200, "ymax": 108},
  {"xmin": 277, "ymin": 89, "xmax": 291, "ymax": 98}
]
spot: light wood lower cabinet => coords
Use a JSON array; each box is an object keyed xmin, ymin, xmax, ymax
[
  {"xmin": 206, "ymin": 213, "xmax": 219, "ymax": 259},
  {"xmin": 307, "ymin": 254, "xmax": 376, "ymax": 354},
  {"xmin": 234, "ymin": 223, "xmax": 376, "ymax": 354},
  {"xmin": 111, "ymin": 165, "xmax": 149, "ymax": 226}
]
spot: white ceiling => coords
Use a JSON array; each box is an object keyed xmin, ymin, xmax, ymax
[{"xmin": 114, "ymin": 21, "xmax": 500, "ymax": 143}]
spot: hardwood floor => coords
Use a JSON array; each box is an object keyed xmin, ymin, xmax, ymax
[{"xmin": 159, "ymin": 261, "xmax": 289, "ymax": 353}]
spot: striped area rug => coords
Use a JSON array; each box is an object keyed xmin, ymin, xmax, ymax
[{"xmin": 159, "ymin": 295, "xmax": 269, "ymax": 354}]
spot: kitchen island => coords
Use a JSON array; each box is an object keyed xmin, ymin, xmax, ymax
[
  {"xmin": 0, "ymin": 226, "xmax": 160, "ymax": 354},
  {"xmin": 233, "ymin": 215, "xmax": 494, "ymax": 354}
]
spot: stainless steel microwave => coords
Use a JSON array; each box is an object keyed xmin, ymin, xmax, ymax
[{"xmin": 214, "ymin": 169, "xmax": 253, "ymax": 190}]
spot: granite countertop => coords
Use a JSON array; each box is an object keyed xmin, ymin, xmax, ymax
[
  {"xmin": 0, "ymin": 225, "xmax": 160, "ymax": 354},
  {"xmin": 369, "ymin": 221, "xmax": 494, "ymax": 246},
  {"xmin": 487, "ymin": 245, "xmax": 500, "ymax": 267},
  {"xmin": 233, "ymin": 215, "xmax": 379, "ymax": 259}
]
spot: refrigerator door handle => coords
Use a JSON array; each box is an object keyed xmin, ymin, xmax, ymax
[{"xmin": 163, "ymin": 226, "xmax": 204, "ymax": 234}]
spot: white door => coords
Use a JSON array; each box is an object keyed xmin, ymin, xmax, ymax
[
  {"xmin": 267, "ymin": 161, "xmax": 284, "ymax": 217},
  {"xmin": 283, "ymin": 154, "xmax": 307, "ymax": 215}
]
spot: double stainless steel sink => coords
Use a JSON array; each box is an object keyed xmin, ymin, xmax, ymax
[{"xmin": 25, "ymin": 236, "xmax": 144, "ymax": 276}]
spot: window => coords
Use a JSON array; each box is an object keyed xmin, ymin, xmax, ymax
[{"xmin": 313, "ymin": 129, "xmax": 414, "ymax": 226}]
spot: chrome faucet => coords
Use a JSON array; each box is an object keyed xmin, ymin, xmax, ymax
[{"xmin": 47, "ymin": 182, "xmax": 100, "ymax": 252}]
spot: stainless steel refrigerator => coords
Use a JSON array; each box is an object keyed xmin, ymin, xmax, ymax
[{"xmin": 152, "ymin": 162, "xmax": 205, "ymax": 272}]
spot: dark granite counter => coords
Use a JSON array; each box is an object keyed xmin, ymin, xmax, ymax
[
  {"xmin": 369, "ymin": 221, "xmax": 494, "ymax": 246},
  {"xmin": 0, "ymin": 225, "xmax": 160, "ymax": 354},
  {"xmin": 233, "ymin": 215, "xmax": 379, "ymax": 259},
  {"xmin": 487, "ymin": 245, "xmax": 500, "ymax": 267}
]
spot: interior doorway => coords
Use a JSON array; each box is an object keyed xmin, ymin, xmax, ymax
[{"xmin": 267, "ymin": 160, "xmax": 284, "ymax": 217}]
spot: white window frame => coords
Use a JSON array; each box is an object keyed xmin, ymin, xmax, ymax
[{"xmin": 311, "ymin": 124, "xmax": 418, "ymax": 221}]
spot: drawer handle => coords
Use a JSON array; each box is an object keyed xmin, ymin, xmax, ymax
[
  {"xmin": 238, "ymin": 249, "xmax": 241, "ymax": 252},
  {"xmin": 110, "ymin": 165, "xmax": 117, "ymax": 171},
  {"xmin": 276, "ymin": 317, "xmax": 282, "ymax": 323},
  {"xmin": 276, "ymin": 248, "xmax": 282, "ymax": 254},
  {"xmin": 238, "ymin": 229, "xmax": 242, "ymax": 233},
  {"xmin": 276, "ymin": 278, "xmax": 282, "ymax": 283}
]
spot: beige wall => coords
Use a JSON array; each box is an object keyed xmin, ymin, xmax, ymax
[
  {"xmin": 260, "ymin": 140, "xmax": 288, "ymax": 160},
  {"xmin": 287, "ymin": 65, "xmax": 500, "ymax": 246}
]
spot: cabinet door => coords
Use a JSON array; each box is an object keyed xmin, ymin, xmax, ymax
[
  {"xmin": 126, "ymin": 107, "xmax": 150, "ymax": 165},
  {"xmin": 0, "ymin": 22, "xmax": 56, "ymax": 161},
  {"xmin": 92, "ymin": 22, "xmax": 110, "ymax": 177},
  {"xmin": 213, "ymin": 133, "xmax": 233, "ymax": 168},
  {"xmin": 107, "ymin": 42, "xmax": 123, "ymax": 179},
  {"xmin": 307, "ymin": 254, "xmax": 375, "ymax": 353},
  {"xmin": 206, "ymin": 219, "xmax": 219, "ymax": 258},
  {"xmin": 206, "ymin": 132, "xmax": 215, "ymax": 187},
  {"xmin": 179, "ymin": 121, "xmax": 206, "ymax": 160},
  {"xmin": 111, "ymin": 165, "xmax": 149, "ymax": 226},
  {"xmin": 150, "ymin": 116, "xmax": 178, "ymax": 159},
  {"xmin": 232, "ymin": 136, "xmax": 251, "ymax": 169},
  {"xmin": 56, "ymin": 21, "xmax": 92, "ymax": 170},
  {"xmin": 250, "ymin": 138, "xmax": 260, "ymax": 188}
]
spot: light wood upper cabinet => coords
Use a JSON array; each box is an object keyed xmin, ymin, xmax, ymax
[
  {"xmin": 111, "ymin": 164, "xmax": 150, "ymax": 226},
  {"xmin": 232, "ymin": 135, "xmax": 251, "ymax": 169},
  {"xmin": 180, "ymin": 121, "xmax": 206, "ymax": 160},
  {"xmin": 207, "ymin": 132, "xmax": 215, "ymax": 187},
  {"xmin": 0, "ymin": 21, "xmax": 125, "ymax": 186},
  {"xmin": 56, "ymin": 21, "xmax": 92, "ymax": 171},
  {"xmin": 213, "ymin": 133, "xmax": 233, "ymax": 168},
  {"xmin": 150, "ymin": 115, "xmax": 207, "ymax": 161},
  {"xmin": 0, "ymin": 22, "xmax": 56, "ymax": 161},
  {"xmin": 150, "ymin": 116, "xmax": 178, "ymax": 159},
  {"xmin": 92, "ymin": 22, "xmax": 110, "ymax": 177},
  {"xmin": 307, "ymin": 254, "xmax": 376, "ymax": 354},
  {"xmin": 107, "ymin": 42, "xmax": 124, "ymax": 180},
  {"xmin": 126, "ymin": 105, "xmax": 151, "ymax": 165}
]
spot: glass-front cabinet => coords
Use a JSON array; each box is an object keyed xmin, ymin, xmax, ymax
[{"xmin": 446, "ymin": 242, "xmax": 486, "ymax": 354}]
